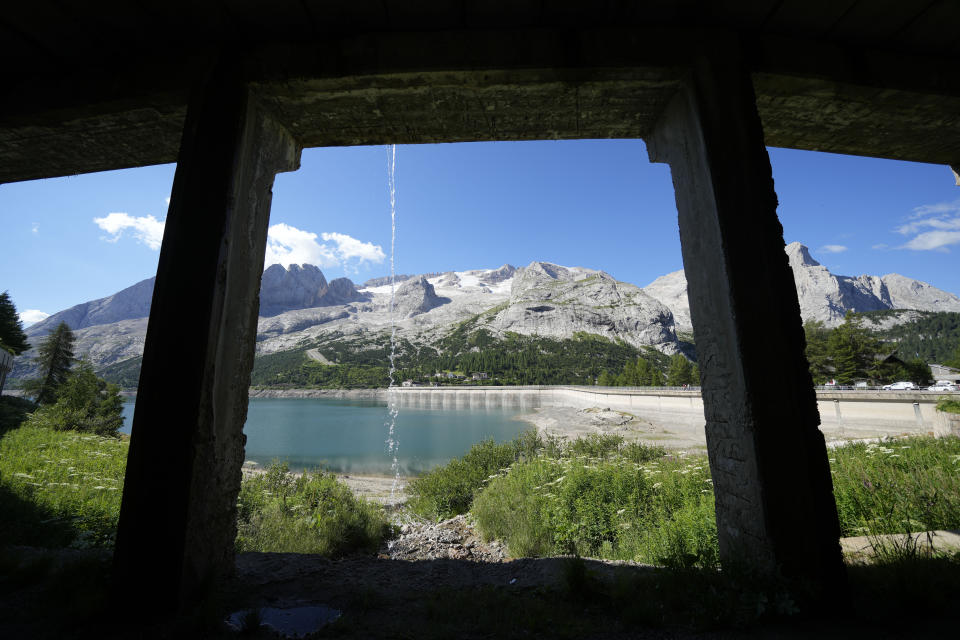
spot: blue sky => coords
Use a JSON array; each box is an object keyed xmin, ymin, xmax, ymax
[{"xmin": 2, "ymin": 139, "xmax": 958, "ymax": 325}]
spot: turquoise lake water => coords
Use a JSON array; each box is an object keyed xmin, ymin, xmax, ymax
[{"xmin": 121, "ymin": 397, "xmax": 529, "ymax": 475}]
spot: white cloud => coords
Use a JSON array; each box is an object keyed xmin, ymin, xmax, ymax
[
  {"xmin": 321, "ymin": 232, "xmax": 386, "ymax": 265},
  {"xmin": 901, "ymin": 231, "xmax": 960, "ymax": 252},
  {"xmin": 31, "ymin": 222, "xmax": 39, "ymax": 234},
  {"xmin": 872, "ymin": 243, "xmax": 889, "ymax": 250},
  {"xmin": 819, "ymin": 244, "xmax": 847, "ymax": 254},
  {"xmin": 264, "ymin": 223, "xmax": 338, "ymax": 268},
  {"xmin": 19, "ymin": 309, "xmax": 49, "ymax": 327},
  {"xmin": 895, "ymin": 199, "xmax": 960, "ymax": 251},
  {"xmin": 91, "ymin": 214, "xmax": 384, "ymax": 272},
  {"xmin": 94, "ymin": 213, "xmax": 165, "ymax": 250},
  {"xmin": 264, "ymin": 224, "xmax": 385, "ymax": 271}
]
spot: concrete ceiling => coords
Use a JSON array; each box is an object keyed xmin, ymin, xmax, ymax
[{"xmin": 2, "ymin": 1, "xmax": 959, "ymax": 183}]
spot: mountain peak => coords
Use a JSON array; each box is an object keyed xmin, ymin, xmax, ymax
[{"xmin": 785, "ymin": 242, "xmax": 821, "ymax": 267}]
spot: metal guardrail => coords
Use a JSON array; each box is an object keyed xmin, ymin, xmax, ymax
[{"xmin": 813, "ymin": 385, "xmax": 959, "ymax": 393}]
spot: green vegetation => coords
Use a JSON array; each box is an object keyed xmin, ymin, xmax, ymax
[
  {"xmin": 236, "ymin": 461, "xmax": 393, "ymax": 556},
  {"xmin": 23, "ymin": 321, "xmax": 76, "ymax": 404},
  {"xmin": 0, "ymin": 417, "xmax": 127, "ymax": 547},
  {"xmin": 0, "ymin": 401, "xmax": 392, "ymax": 556},
  {"xmin": 96, "ymin": 355, "xmax": 143, "ymax": 388},
  {"xmin": 26, "ymin": 361, "xmax": 124, "ymax": 436},
  {"xmin": 830, "ymin": 436, "xmax": 960, "ymax": 538},
  {"xmin": 406, "ymin": 438, "xmax": 523, "ymax": 520},
  {"xmin": 410, "ymin": 431, "xmax": 960, "ymax": 571},
  {"xmin": 0, "ymin": 290, "xmax": 30, "ymax": 355},
  {"xmin": 597, "ymin": 350, "xmax": 696, "ymax": 387},
  {"xmin": 250, "ymin": 329, "xmax": 651, "ymax": 388},
  {"xmin": 937, "ymin": 397, "xmax": 960, "ymax": 414},
  {"xmin": 472, "ymin": 443, "xmax": 716, "ymax": 566},
  {"xmin": 804, "ymin": 315, "xmax": 932, "ymax": 384},
  {"xmin": 855, "ymin": 310, "xmax": 960, "ymax": 365},
  {"xmin": 402, "ymin": 329, "xmax": 646, "ymax": 386}
]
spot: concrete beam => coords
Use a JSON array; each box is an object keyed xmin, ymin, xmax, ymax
[
  {"xmin": 112, "ymin": 59, "xmax": 301, "ymax": 615},
  {"xmin": 647, "ymin": 42, "xmax": 845, "ymax": 597}
]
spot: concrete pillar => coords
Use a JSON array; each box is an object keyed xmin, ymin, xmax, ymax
[
  {"xmin": 647, "ymin": 47, "xmax": 845, "ymax": 596},
  {"xmin": 113, "ymin": 60, "xmax": 301, "ymax": 615}
]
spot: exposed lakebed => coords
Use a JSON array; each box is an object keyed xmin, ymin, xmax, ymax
[{"xmin": 121, "ymin": 396, "xmax": 529, "ymax": 475}]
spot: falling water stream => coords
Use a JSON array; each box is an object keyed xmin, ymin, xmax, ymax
[{"xmin": 385, "ymin": 144, "xmax": 401, "ymax": 495}]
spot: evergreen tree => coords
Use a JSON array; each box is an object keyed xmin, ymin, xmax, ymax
[
  {"xmin": 945, "ymin": 343, "xmax": 960, "ymax": 369},
  {"xmin": 826, "ymin": 316, "xmax": 880, "ymax": 384},
  {"xmin": 638, "ymin": 358, "xmax": 655, "ymax": 385},
  {"xmin": 26, "ymin": 361, "xmax": 125, "ymax": 436},
  {"xmin": 666, "ymin": 353, "xmax": 694, "ymax": 386},
  {"xmin": 25, "ymin": 321, "xmax": 76, "ymax": 404},
  {"xmin": 649, "ymin": 365, "xmax": 665, "ymax": 386},
  {"xmin": 597, "ymin": 370, "xmax": 616, "ymax": 386},
  {"xmin": 0, "ymin": 291, "xmax": 30, "ymax": 355},
  {"xmin": 803, "ymin": 320, "xmax": 832, "ymax": 383}
]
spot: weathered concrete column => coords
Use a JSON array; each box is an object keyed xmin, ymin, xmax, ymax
[
  {"xmin": 647, "ymin": 47, "xmax": 845, "ymax": 595},
  {"xmin": 113, "ymin": 61, "xmax": 300, "ymax": 614}
]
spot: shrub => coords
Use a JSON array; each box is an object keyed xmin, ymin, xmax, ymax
[
  {"xmin": 407, "ymin": 438, "xmax": 517, "ymax": 520},
  {"xmin": 236, "ymin": 462, "xmax": 392, "ymax": 556},
  {"xmin": 472, "ymin": 443, "xmax": 719, "ymax": 567},
  {"xmin": 564, "ymin": 433, "xmax": 623, "ymax": 459},
  {"xmin": 25, "ymin": 362, "xmax": 124, "ymax": 437}
]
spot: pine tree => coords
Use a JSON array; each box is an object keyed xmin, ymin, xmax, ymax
[
  {"xmin": 27, "ymin": 360, "xmax": 124, "ymax": 436},
  {"xmin": 25, "ymin": 321, "xmax": 76, "ymax": 404},
  {"xmin": 803, "ymin": 320, "xmax": 832, "ymax": 383},
  {"xmin": 649, "ymin": 365, "xmax": 665, "ymax": 386},
  {"xmin": 826, "ymin": 316, "xmax": 880, "ymax": 384},
  {"xmin": 666, "ymin": 353, "xmax": 694, "ymax": 386},
  {"xmin": 0, "ymin": 291, "xmax": 30, "ymax": 355}
]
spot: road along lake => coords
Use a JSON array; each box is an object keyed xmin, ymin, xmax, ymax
[{"xmin": 121, "ymin": 396, "xmax": 531, "ymax": 475}]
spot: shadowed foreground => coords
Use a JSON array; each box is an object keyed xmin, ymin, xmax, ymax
[{"xmin": 3, "ymin": 546, "xmax": 959, "ymax": 639}]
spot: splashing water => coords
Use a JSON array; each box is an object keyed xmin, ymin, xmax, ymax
[{"xmin": 385, "ymin": 144, "xmax": 400, "ymax": 495}]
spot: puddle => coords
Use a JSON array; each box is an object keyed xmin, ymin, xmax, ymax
[{"xmin": 226, "ymin": 605, "xmax": 341, "ymax": 637}]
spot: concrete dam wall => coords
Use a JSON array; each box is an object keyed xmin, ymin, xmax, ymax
[{"xmin": 391, "ymin": 386, "xmax": 954, "ymax": 441}]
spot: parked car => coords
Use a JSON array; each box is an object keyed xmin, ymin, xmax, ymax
[
  {"xmin": 927, "ymin": 381, "xmax": 959, "ymax": 392},
  {"xmin": 882, "ymin": 381, "xmax": 917, "ymax": 390}
]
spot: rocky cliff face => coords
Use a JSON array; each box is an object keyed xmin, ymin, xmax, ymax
[
  {"xmin": 641, "ymin": 270, "xmax": 690, "ymax": 333},
  {"xmin": 393, "ymin": 276, "xmax": 448, "ymax": 318},
  {"xmin": 642, "ymin": 242, "xmax": 960, "ymax": 330},
  {"xmin": 259, "ymin": 264, "xmax": 366, "ymax": 316},
  {"xmin": 481, "ymin": 262, "xmax": 678, "ymax": 351},
  {"xmin": 27, "ymin": 277, "xmax": 155, "ymax": 337},
  {"xmin": 13, "ymin": 264, "xmax": 366, "ymax": 378}
]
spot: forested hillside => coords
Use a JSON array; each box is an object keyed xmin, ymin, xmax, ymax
[
  {"xmin": 248, "ymin": 329, "xmax": 654, "ymax": 388},
  {"xmin": 855, "ymin": 310, "xmax": 960, "ymax": 365}
]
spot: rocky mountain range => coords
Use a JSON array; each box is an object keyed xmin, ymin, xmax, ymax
[
  {"xmin": 13, "ymin": 243, "xmax": 960, "ymax": 381},
  {"xmin": 645, "ymin": 242, "xmax": 960, "ymax": 332}
]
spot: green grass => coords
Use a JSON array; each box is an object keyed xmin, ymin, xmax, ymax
[
  {"xmin": 472, "ymin": 449, "xmax": 717, "ymax": 566},
  {"xmin": 0, "ymin": 400, "xmax": 393, "ymax": 556},
  {"xmin": 829, "ymin": 436, "xmax": 960, "ymax": 537},
  {"xmin": 460, "ymin": 433, "xmax": 960, "ymax": 569},
  {"xmin": 0, "ymin": 422, "xmax": 128, "ymax": 547},
  {"xmin": 936, "ymin": 396, "xmax": 960, "ymax": 414}
]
